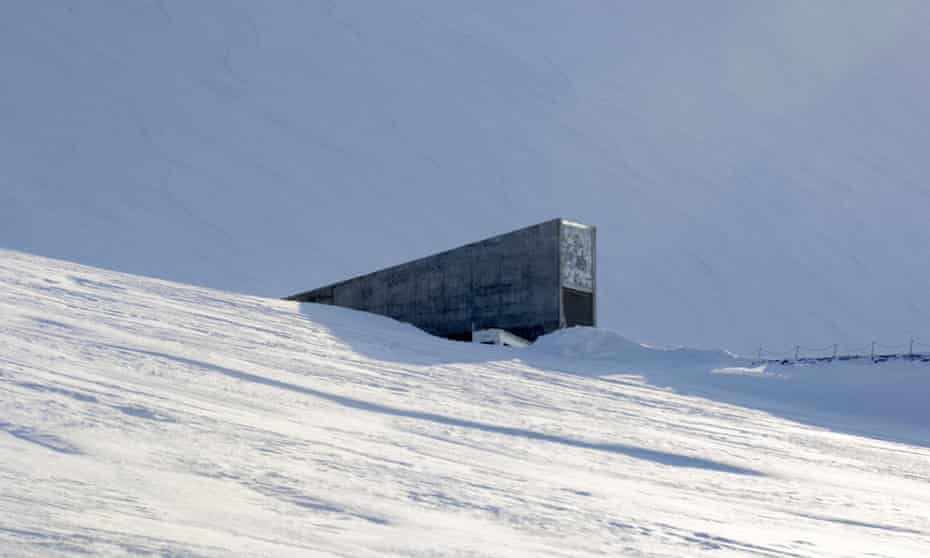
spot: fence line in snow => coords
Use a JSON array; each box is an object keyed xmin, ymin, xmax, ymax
[{"xmin": 750, "ymin": 338, "xmax": 930, "ymax": 366}]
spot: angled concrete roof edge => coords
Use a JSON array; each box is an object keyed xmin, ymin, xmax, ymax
[
  {"xmin": 285, "ymin": 218, "xmax": 592, "ymax": 300},
  {"xmin": 561, "ymin": 219, "xmax": 595, "ymax": 229}
]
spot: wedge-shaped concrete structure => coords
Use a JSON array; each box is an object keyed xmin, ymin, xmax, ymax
[{"xmin": 286, "ymin": 219, "xmax": 596, "ymax": 341}]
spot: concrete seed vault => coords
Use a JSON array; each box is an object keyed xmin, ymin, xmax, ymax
[{"xmin": 286, "ymin": 219, "xmax": 596, "ymax": 342}]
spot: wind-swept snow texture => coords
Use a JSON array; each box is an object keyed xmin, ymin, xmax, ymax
[
  {"xmin": 2, "ymin": 251, "xmax": 929, "ymax": 557},
  {"xmin": 2, "ymin": 2, "xmax": 930, "ymax": 354}
]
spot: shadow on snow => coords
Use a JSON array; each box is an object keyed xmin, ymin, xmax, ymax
[
  {"xmin": 295, "ymin": 304, "xmax": 930, "ymax": 449},
  {"xmin": 105, "ymin": 344, "xmax": 764, "ymax": 477}
]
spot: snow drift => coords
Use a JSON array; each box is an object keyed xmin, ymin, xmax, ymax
[
  {"xmin": 527, "ymin": 326, "xmax": 930, "ymax": 445},
  {"xmin": 529, "ymin": 326, "xmax": 741, "ymax": 369},
  {"xmin": 1, "ymin": 250, "xmax": 929, "ymax": 557}
]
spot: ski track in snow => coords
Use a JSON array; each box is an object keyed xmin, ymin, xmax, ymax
[{"xmin": 0, "ymin": 250, "xmax": 928, "ymax": 557}]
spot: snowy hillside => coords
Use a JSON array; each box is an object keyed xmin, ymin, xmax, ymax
[
  {"xmin": 2, "ymin": 2, "xmax": 929, "ymax": 353},
  {"xmin": 2, "ymin": 250, "xmax": 929, "ymax": 557}
]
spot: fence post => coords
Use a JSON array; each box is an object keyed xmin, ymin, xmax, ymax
[
  {"xmin": 794, "ymin": 345, "xmax": 800, "ymax": 362},
  {"xmin": 871, "ymin": 341, "xmax": 876, "ymax": 363},
  {"xmin": 832, "ymin": 344, "xmax": 838, "ymax": 361}
]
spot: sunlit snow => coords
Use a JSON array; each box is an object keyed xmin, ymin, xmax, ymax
[{"xmin": 2, "ymin": 251, "xmax": 928, "ymax": 557}]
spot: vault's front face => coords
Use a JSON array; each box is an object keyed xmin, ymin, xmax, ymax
[{"xmin": 560, "ymin": 221, "xmax": 596, "ymax": 327}]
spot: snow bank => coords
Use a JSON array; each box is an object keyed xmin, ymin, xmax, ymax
[
  {"xmin": 2, "ymin": 251, "xmax": 930, "ymax": 556},
  {"xmin": 529, "ymin": 326, "xmax": 742, "ymax": 369},
  {"xmin": 526, "ymin": 326, "xmax": 930, "ymax": 445}
]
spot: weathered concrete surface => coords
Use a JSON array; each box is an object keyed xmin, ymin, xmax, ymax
[{"xmin": 287, "ymin": 219, "xmax": 595, "ymax": 341}]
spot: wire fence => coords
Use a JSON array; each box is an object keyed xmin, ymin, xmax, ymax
[{"xmin": 750, "ymin": 338, "xmax": 930, "ymax": 366}]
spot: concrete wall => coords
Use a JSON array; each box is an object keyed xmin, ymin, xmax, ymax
[{"xmin": 288, "ymin": 220, "xmax": 565, "ymax": 341}]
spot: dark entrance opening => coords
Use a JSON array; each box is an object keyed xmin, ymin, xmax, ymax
[{"xmin": 562, "ymin": 287, "xmax": 594, "ymax": 327}]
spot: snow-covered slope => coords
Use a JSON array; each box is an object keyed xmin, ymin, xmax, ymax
[
  {"xmin": 2, "ymin": 250, "xmax": 929, "ymax": 557},
  {"xmin": 2, "ymin": 2, "xmax": 929, "ymax": 354}
]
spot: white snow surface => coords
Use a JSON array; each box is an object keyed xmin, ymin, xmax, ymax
[
  {"xmin": 2, "ymin": 2, "xmax": 930, "ymax": 354},
  {"xmin": 2, "ymin": 250, "xmax": 929, "ymax": 557}
]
